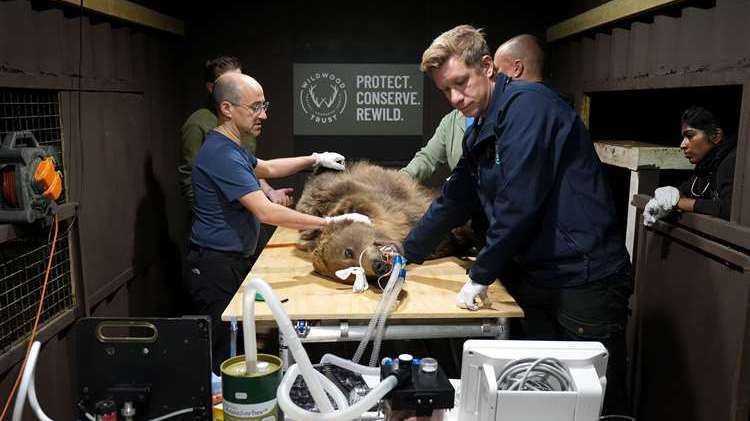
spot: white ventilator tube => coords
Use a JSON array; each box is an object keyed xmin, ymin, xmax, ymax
[
  {"xmin": 352, "ymin": 256, "xmax": 405, "ymax": 366},
  {"xmin": 13, "ymin": 341, "xmax": 53, "ymax": 421},
  {"xmin": 244, "ymin": 277, "xmax": 400, "ymax": 420}
]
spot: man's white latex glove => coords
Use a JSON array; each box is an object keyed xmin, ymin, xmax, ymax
[
  {"xmin": 324, "ymin": 213, "xmax": 372, "ymax": 225},
  {"xmin": 456, "ymin": 278, "xmax": 490, "ymax": 311},
  {"xmin": 312, "ymin": 152, "xmax": 345, "ymax": 171},
  {"xmin": 654, "ymin": 186, "xmax": 680, "ymax": 211}
]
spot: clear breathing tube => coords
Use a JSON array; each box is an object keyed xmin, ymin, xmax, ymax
[
  {"xmin": 369, "ymin": 258, "xmax": 406, "ymax": 367},
  {"xmin": 352, "ymin": 255, "xmax": 406, "ymax": 366},
  {"xmin": 244, "ymin": 277, "xmax": 400, "ymax": 420}
]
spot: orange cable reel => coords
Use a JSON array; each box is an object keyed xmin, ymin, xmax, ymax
[{"xmin": 33, "ymin": 157, "xmax": 63, "ymax": 201}]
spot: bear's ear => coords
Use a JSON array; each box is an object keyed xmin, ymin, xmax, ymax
[
  {"xmin": 329, "ymin": 194, "xmax": 381, "ymax": 219},
  {"xmin": 296, "ymin": 239, "xmax": 317, "ymax": 252},
  {"xmin": 296, "ymin": 229, "xmax": 321, "ymax": 252},
  {"xmin": 312, "ymin": 244, "xmax": 330, "ymax": 276}
]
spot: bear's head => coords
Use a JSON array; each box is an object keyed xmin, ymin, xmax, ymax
[{"xmin": 310, "ymin": 219, "xmax": 404, "ymax": 282}]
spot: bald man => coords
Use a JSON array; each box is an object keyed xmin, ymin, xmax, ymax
[
  {"xmin": 402, "ymin": 34, "xmax": 545, "ymax": 183},
  {"xmin": 187, "ymin": 72, "xmax": 368, "ymax": 372},
  {"xmin": 493, "ymin": 34, "xmax": 545, "ymax": 82}
]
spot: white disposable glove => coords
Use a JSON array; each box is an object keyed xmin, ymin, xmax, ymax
[
  {"xmin": 654, "ymin": 186, "xmax": 680, "ymax": 211},
  {"xmin": 312, "ymin": 152, "xmax": 345, "ymax": 171},
  {"xmin": 643, "ymin": 186, "xmax": 680, "ymax": 227},
  {"xmin": 456, "ymin": 278, "xmax": 490, "ymax": 311},
  {"xmin": 643, "ymin": 198, "xmax": 662, "ymax": 226},
  {"xmin": 324, "ymin": 213, "xmax": 372, "ymax": 225},
  {"xmin": 335, "ymin": 266, "xmax": 369, "ymax": 293}
]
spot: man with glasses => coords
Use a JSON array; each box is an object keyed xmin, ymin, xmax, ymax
[
  {"xmin": 188, "ymin": 71, "xmax": 367, "ymax": 372},
  {"xmin": 179, "ymin": 56, "xmax": 294, "ymax": 210}
]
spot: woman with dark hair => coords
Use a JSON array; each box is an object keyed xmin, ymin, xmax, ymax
[{"xmin": 644, "ymin": 106, "xmax": 737, "ymax": 225}]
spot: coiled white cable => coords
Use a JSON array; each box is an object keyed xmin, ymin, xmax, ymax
[{"xmin": 496, "ymin": 357, "xmax": 573, "ymax": 392}]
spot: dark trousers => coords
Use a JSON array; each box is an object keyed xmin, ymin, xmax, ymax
[
  {"xmin": 185, "ymin": 245, "xmax": 250, "ymax": 373},
  {"xmin": 506, "ymin": 266, "xmax": 633, "ymax": 416}
]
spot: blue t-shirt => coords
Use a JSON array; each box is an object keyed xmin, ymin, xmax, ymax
[
  {"xmin": 465, "ymin": 116, "xmax": 475, "ymax": 129},
  {"xmin": 190, "ymin": 130, "xmax": 261, "ymax": 255}
]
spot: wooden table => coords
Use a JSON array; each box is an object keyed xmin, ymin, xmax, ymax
[{"xmin": 222, "ymin": 227, "xmax": 523, "ymax": 366}]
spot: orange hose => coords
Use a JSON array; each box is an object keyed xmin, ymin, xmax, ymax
[
  {"xmin": 1, "ymin": 169, "xmax": 18, "ymax": 207},
  {"xmin": 0, "ymin": 214, "xmax": 59, "ymax": 421},
  {"xmin": 263, "ymin": 242, "xmax": 297, "ymax": 249}
]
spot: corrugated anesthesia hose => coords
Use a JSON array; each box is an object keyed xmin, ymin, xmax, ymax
[{"xmin": 244, "ymin": 278, "xmax": 399, "ymax": 420}]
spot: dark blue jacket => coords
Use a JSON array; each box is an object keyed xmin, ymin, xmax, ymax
[{"xmin": 404, "ymin": 75, "xmax": 629, "ymax": 287}]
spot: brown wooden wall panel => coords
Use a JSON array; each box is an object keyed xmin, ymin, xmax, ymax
[
  {"xmin": 649, "ymin": 15, "xmax": 680, "ymax": 76},
  {"xmin": 594, "ymin": 32, "xmax": 611, "ymax": 82},
  {"xmin": 80, "ymin": 17, "xmax": 96, "ymax": 80},
  {"xmin": 610, "ymin": 27, "xmax": 629, "ymax": 81},
  {"xmin": 568, "ymin": 40, "xmax": 583, "ymax": 107},
  {"xmin": 131, "ymin": 30, "xmax": 147, "ymax": 90},
  {"xmin": 735, "ymin": 84, "xmax": 750, "ymax": 227},
  {"xmin": 92, "ymin": 21, "xmax": 116, "ymax": 84},
  {"xmin": 633, "ymin": 222, "xmax": 750, "ymax": 421},
  {"xmin": 678, "ymin": 7, "xmax": 714, "ymax": 74},
  {"xmin": 0, "ymin": 1, "xmax": 36, "ymax": 74},
  {"xmin": 60, "ymin": 6, "xmax": 81, "ymax": 80},
  {"xmin": 559, "ymin": 41, "xmax": 577, "ymax": 92},
  {"xmin": 628, "ymin": 21, "xmax": 650, "ymax": 79},
  {"xmin": 77, "ymin": 92, "xmax": 142, "ymax": 305},
  {"xmin": 581, "ymin": 36, "xmax": 595, "ymax": 87},
  {"xmin": 36, "ymin": 7, "xmax": 66, "ymax": 77},
  {"xmin": 114, "ymin": 27, "xmax": 133, "ymax": 82},
  {"xmin": 715, "ymin": 0, "xmax": 750, "ymax": 70}
]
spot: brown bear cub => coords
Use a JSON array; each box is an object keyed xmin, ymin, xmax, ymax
[{"xmin": 295, "ymin": 162, "xmax": 472, "ymax": 286}]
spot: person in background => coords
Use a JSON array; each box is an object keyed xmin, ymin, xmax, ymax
[
  {"xmin": 179, "ymin": 56, "xmax": 293, "ymax": 210},
  {"xmin": 403, "ymin": 25, "xmax": 632, "ymax": 415},
  {"xmin": 492, "ymin": 33, "xmax": 544, "ymax": 83},
  {"xmin": 187, "ymin": 71, "xmax": 369, "ymax": 372},
  {"xmin": 644, "ymin": 106, "xmax": 737, "ymax": 225},
  {"xmin": 401, "ymin": 34, "xmax": 545, "ymax": 183}
]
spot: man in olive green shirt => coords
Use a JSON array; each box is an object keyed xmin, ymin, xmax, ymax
[
  {"xmin": 401, "ymin": 34, "xmax": 544, "ymax": 182},
  {"xmin": 400, "ymin": 109, "xmax": 466, "ymax": 183},
  {"xmin": 179, "ymin": 56, "xmax": 293, "ymax": 209}
]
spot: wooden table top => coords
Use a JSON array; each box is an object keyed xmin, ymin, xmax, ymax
[{"xmin": 222, "ymin": 227, "xmax": 523, "ymax": 322}]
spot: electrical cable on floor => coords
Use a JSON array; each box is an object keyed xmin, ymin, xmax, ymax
[
  {"xmin": 599, "ymin": 415, "xmax": 636, "ymax": 420},
  {"xmin": 0, "ymin": 214, "xmax": 60, "ymax": 421}
]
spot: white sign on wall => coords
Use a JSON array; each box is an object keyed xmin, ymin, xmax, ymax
[{"xmin": 293, "ymin": 63, "xmax": 423, "ymax": 136}]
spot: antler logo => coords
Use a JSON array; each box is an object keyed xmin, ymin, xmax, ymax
[{"xmin": 299, "ymin": 72, "xmax": 347, "ymax": 124}]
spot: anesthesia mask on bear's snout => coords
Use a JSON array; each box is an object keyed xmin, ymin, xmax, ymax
[{"xmin": 335, "ymin": 244, "xmax": 399, "ymax": 293}]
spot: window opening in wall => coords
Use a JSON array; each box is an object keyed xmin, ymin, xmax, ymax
[{"xmin": 589, "ymin": 85, "xmax": 743, "ymax": 251}]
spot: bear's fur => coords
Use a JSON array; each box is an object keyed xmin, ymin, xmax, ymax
[{"xmin": 295, "ymin": 162, "xmax": 470, "ymax": 283}]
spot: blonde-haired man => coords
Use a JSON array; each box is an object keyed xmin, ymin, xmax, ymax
[
  {"xmin": 402, "ymin": 32, "xmax": 546, "ymax": 183},
  {"xmin": 402, "ymin": 25, "xmax": 632, "ymax": 415}
]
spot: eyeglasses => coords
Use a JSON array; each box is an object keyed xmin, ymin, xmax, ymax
[{"xmin": 232, "ymin": 100, "xmax": 270, "ymax": 114}]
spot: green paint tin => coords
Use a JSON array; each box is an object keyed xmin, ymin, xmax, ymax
[{"xmin": 221, "ymin": 354, "xmax": 282, "ymax": 421}]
